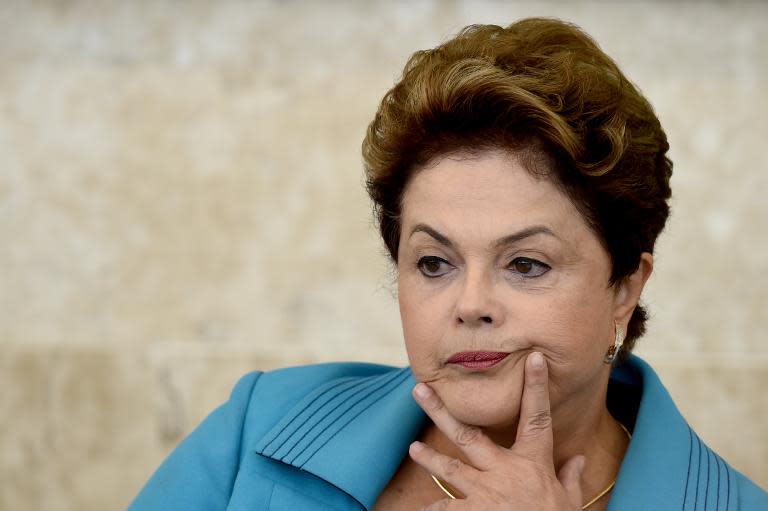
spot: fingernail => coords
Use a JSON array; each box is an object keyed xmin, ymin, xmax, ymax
[
  {"xmin": 414, "ymin": 383, "xmax": 432, "ymax": 399},
  {"xmin": 409, "ymin": 441, "xmax": 424, "ymax": 455},
  {"xmin": 530, "ymin": 352, "xmax": 545, "ymax": 369}
]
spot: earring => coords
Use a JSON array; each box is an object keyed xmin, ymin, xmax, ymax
[{"xmin": 604, "ymin": 321, "xmax": 624, "ymax": 364}]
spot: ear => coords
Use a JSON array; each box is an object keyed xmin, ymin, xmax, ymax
[{"xmin": 613, "ymin": 252, "xmax": 654, "ymax": 326}]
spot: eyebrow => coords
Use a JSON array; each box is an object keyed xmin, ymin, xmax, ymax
[{"xmin": 408, "ymin": 223, "xmax": 558, "ymax": 248}]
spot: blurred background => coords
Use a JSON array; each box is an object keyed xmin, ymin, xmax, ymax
[{"xmin": 1, "ymin": 1, "xmax": 766, "ymax": 509}]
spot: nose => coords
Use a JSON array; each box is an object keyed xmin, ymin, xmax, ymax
[{"xmin": 454, "ymin": 268, "xmax": 505, "ymax": 328}]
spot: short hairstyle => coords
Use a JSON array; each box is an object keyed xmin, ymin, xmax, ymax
[{"xmin": 362, "ymin": 18, "xmax": 673, "ymax": 362}]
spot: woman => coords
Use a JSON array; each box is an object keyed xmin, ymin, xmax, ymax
[{"xmin": 128, "ymin": 18, "xmax": 767, "ymax": 511}]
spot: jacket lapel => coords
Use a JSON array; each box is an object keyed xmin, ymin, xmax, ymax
[
  {"xmin": 253, "ymin": 366, "xmax": 426, "ymax": 510},
  {"xmin": 608, "ymin": 357, "xmax": 732, "ymax": 511}
]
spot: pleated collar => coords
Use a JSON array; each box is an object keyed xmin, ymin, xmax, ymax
[{"xmin": 253, "ymin": 365, "xmax": 426, "ymax": 509}]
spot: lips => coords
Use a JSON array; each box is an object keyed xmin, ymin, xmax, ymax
[{"xmin": 446, "ymin": 351, "xmax": 511, "ymax": 370}]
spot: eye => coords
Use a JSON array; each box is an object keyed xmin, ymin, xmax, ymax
[
  {"xmin": 417, "ymin": 256, "xmax": 452, "ymax": 278},
  {"xmin": 508, "ymin": 257, "xmax": 550, "ymax": 278}
]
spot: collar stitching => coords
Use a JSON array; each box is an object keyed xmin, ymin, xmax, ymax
[
  {"xmin": 259, "ymin": 377, "xmax": 358, "ymax": 456},
  {"xmin": 295, "ymin": 369, "xmax": 411, "ymax": 468},
  {"xmin": 258, "ymin": 368, "xmax": 407, "ymax": 462}
]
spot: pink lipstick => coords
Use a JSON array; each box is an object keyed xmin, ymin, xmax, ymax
[{"xmin": 446, "ymin": 351, "xmax": 511, "ymax": 370}]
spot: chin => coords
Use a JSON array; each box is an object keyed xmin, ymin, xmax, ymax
[
  {"xmin": 437, "ymin": 381, "xmax": 524, "ymax": 431},
  {"xmin": 455, "ymin": 404, "xmax": 522, "ymax": 433},
  {"xmin": 432, "ymin": 357, "xmax": 527, "ymax": 429}
]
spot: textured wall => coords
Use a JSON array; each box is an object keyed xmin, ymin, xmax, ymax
[{"xmin": 1, "ymin": 1, "xmax": 766, "ymax": 509}]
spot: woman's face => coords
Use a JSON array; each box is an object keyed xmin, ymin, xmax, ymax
[{"xmin": 397, "ymin": 150, "xmax": 625, "ymax": 433}]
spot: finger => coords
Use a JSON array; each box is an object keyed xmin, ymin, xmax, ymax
[
  {"xmin": 420, "ymin": 499, "xmax": 461, "ymax": 511},
  {"xmin": 409, "ymin": 440, "xmax": 477, "ymax": 498},
  {"xmin": 412, "ymin": 383, "xmax": 499, "ymax": 469},
  {"xmin": 514, "ymin": 351, "xmax": 554, "ymax": 460},
  {"xmin": 557, "ymin": 455, "xmax": 585, "ymax": 509}
]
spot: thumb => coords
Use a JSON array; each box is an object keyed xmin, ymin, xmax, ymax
[{"xmin": 557, "ymin": 455, "xmax": 585, "ymax": 509}]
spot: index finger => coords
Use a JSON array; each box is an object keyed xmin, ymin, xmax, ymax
[
  {"xmin": 412, "ymin": 382, "xmax": 500, "ymax": 470},
  {"xmin": 513, "ymin": 351, "xmax": 554, "ymax": 461}
]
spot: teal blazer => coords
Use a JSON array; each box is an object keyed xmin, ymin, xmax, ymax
[{"xmin": 128, "ymin": 356, "xmax": 767, "ymax": 510}]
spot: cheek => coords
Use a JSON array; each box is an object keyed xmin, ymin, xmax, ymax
[
  {"xmin": 398, "ymin": 274, "xmax": 440, "ymax": 367},
  {"xmin": 550, "ymin": 272, "xmax": 614, "ymax": 330},
  {"xmin": 398, "ymin": 272, "xmax": 463, "ymax": 383},
  {"xmin": 533, "ymin": 286, "xmax": 615, "ymax": 385}
]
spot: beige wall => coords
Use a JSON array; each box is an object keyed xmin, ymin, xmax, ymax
[{"xmin": 1, "ymin": 1, "xmax": 766, "ymax": 509}]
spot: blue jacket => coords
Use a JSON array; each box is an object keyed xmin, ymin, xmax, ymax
[{"xmin": 128, "ymin": 356, "xmax": 768, "ymax": 510}]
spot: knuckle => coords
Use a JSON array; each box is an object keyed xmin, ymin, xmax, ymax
[
  {"xmin": 442, "ymin": 457, "xmax": 464, "ymax": 477},
  {"xmin": 422, "ymin": 501, "xmax": 450, "ymax": 511},
  {"xmin": 455, "ymin": 425, "xmax": 482, "ymax": 447},
  {"xmin": 427, "ymin": 396, "xmax": 445, "ymax": 412},
  {"xmin": 526, "ymin": 409, "xmax": 552, "ymax": 432}
]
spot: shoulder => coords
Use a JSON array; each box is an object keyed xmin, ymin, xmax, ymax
[
  {"xmin": 239, "ymin": 361, "xmax": 400, "ymax": 415},
  {"xmin": 735, "ymin": 474, "xmax": 768, "ymax": 509},
  {"xmin": 129, "ymin": 362, "xmax": 405, "ymax": 510},
  {"xmin": 608, "ymin": 356, "xmax": 768, "ymax": 510},
  {"xmin": 232, "ymin": 362, "xmax": 416, "ymax": 510},
  {"xmin": 230, "ymin": 362, "xmax": 405, "ymax": 452},
  {"xmin": 251, "ymin": 360, "xmax": 399, "ymax": 392},
  {"xmin": 227, "ymin": 361, "xmax": 399, "ymax": 413}
]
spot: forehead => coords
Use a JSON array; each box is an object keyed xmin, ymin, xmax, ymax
[{"xmin": 401, "ymin": 150, "xmax": 583, "ymax": 238}]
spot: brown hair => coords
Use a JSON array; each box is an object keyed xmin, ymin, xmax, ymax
[{"xmin": 362, "ymin": 18, "xmax": 672, "ymax": 362}]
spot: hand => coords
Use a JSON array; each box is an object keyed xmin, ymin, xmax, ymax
[{"xmin": 409, "ymin": 351, "xmax": 586, "ymax": 510}]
